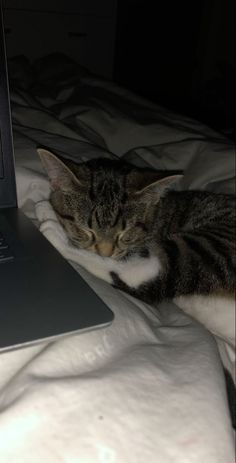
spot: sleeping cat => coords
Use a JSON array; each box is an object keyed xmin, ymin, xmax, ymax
[{"xmin": 38, "ymin": 149, "xmax": 235, "ymax": 305}]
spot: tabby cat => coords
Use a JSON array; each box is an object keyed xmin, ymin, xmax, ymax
[{"xmin": 38, "ymin": 149, "xmax": 235, "ymax": 305}]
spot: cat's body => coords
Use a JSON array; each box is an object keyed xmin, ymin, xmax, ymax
[
  {"xmin": 38, "ymin": 150, "xmax": 236, "ymax": 305},
  {"xmin": 111, "ymin": 189, "xmax": 235, "ymax": 304}
]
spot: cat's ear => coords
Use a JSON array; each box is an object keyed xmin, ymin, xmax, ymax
[
  {"xmin": 37, "ymin": 149, "xmax": 82, "ymax": 191},
  {"xmin": 136, "ymin": 174, "xmax": 183, "ymax": 203}
]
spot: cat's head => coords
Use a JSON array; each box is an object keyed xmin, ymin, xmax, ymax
[{"xmin": 38, "ymin": 149, "xmax": 181, "ymax": 258}]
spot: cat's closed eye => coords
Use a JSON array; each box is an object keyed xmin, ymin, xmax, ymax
[
  {"xmin": 117, "ymin": 232, "xmax": 132, "ymax": 244},
  {"xmin": 59, "ymin": 213, "xmax": 75, "ymax": 222},
  {"xmin": 53, "ymin": 207, "xmax": 75, "ymax": 222},
  {"xmin": 117, "ymin": 224, "xmax": 146, "ymax": 245},
  {"xmin": 70, "ymin": 228, "xmax": 96, "ymax": 248}
]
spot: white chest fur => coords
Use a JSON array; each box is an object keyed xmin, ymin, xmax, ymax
[{"xmin": 69, "ymin": 249, "xmax": 162, "ymax": 289}]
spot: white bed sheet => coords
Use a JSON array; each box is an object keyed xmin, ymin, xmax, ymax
[{"xmin": 0, "ymin": 61, "xmax": 235, "ymax": 462}]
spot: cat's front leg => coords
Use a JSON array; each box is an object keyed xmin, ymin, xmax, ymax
[
  {"xmin": 67, "ymin": 247, "xmax": 163, "ymax": 302},
  {"xmin": 75, "ymin": 251, "xmax": 163, "ymax": 303},
  {"xmin": 77, "ymin": 251, "xmax": 162, "ymax": 288}
]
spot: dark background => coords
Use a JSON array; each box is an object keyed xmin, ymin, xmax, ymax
[
  {"xmin": 115, "ymin": 0, "xmax": 235, "ymax": 138},
  {"xmin": 3, "ymin": 0, "xmax": 236, "ymax": 139}
]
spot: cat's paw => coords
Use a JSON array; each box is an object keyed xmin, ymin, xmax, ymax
[{"xmin": 110, "ymin": 271, "xmax": 127, "ymax": 289}]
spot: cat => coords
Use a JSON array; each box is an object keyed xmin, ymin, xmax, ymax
[{"xmin": 38, "ymin": 148, "xmax": 235, "ymax": 306}]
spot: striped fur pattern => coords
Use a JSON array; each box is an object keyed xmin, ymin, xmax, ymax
[{"xmin": 38, "ymin": 150, "xmax": 236, "ymax": 305}]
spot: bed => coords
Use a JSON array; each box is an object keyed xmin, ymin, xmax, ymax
[{"xmin": 0, "ymin": 54, "xmax": 235, "ymax": 463}]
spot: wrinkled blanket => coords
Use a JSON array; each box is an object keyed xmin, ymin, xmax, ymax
[{"xmin": 0, "ymin": 55, "xmax": 235, "ymax": 463}]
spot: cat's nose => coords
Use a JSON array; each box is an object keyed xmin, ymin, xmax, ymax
[{"xmin": 96, "ymin": 241, "xmax": 114, "ymax": 257}]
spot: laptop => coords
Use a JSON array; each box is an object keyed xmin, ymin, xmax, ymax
[{"xmin": 0, "ymin": 4, "xmax": 113, "ymax": 352}]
